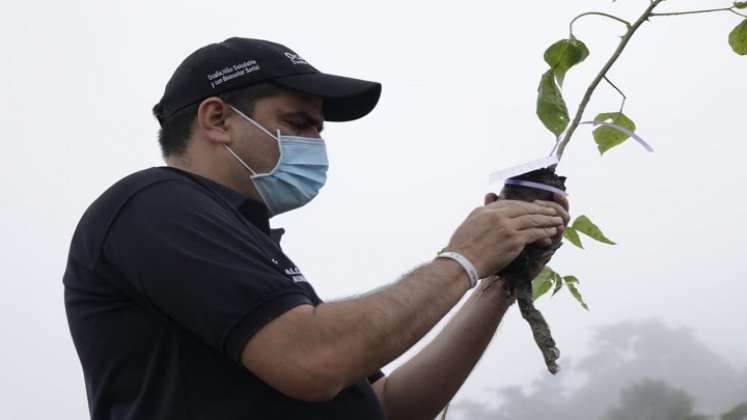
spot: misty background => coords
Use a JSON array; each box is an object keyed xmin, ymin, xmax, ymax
[
  {"xmin": 1, "ymin": 0, "xmax": 745, "ymax": 419},
  {"xmin": 450, "ymin": 320, "xmax": 747, "ymax": 420}
]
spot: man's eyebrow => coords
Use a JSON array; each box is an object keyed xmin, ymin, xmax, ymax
[{"xmin": 283, "ymin": 111, "xmax": 324, "ymax": 130}]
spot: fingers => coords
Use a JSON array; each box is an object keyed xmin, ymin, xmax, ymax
[
  {"xmin": 537, "ymin": 238, "xmax": 554, "ymax": 247},
  {"xmin": 512, "ymin": 214, "xmax": 565, "ymax": 231},
  {"xmin": 484, "ymin": 193, "xmax": 499, "ymax": 206},
  {"xmin": 522, "ymin": 226, "xmax": 559, "ymax": 244},
  {"xmin": 551, "ymin": 228, "xmax": 565, "ymax": 244},
  {"xmin": 533, "ymin": 200, "xmax": 570, "ymax": 226},
  {"xmin": 513, "ymin": 213, "xmax": 563, "ymax": 247},
  {"xmin": 553, "ymin": 193, "xmax": 570, "ymax": 213},
  {"xmin": 491, "ymin": 200, "xmax": 558, "ymax": 218}
]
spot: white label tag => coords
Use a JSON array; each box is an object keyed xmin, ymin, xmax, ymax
[{"xmin": 488, "ymin": 155, "xmax": 559, "ymax": 185}]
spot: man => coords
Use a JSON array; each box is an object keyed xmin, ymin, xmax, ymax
[{"xmin": 64, "ymin": 37, "xmax": 569, "ymax": 420}]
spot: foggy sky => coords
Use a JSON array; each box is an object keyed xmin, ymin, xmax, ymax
[{"xmin": 1, "ymin": 0, "xmax": 745, "ymax": 418}]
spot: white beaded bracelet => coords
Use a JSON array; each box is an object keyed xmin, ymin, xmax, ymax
[{"xmin": 436, "ymin": 251, "xmax": 480, "ymax": 289}]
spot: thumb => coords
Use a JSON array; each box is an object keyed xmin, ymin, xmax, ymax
[{"xmin": 484, "ymin": 192, "xmax": 499, "ymax": 206}]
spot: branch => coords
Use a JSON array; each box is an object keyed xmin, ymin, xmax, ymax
[
  {"xmin": 604, "ymin": 76, "xmax": 627, "ymax": 114},
  {"xmin": 650, "ymin": 7, "xmax": 733, "ymax": 17},
  {"xmin": 569, "ymin": 12, "xmax": 632, "ymax": 37},
  {"xmin": 556, "ymin": 0, "xmax": 666, "ymax": 158},
  {"xmin": 650, "ymin": 4, "xmax": 747, "ymax": 19}
]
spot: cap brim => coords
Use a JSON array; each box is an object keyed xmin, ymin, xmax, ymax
[{"xmin": 273, "ymin": 73, "xmax": 381, "ymax": 122}]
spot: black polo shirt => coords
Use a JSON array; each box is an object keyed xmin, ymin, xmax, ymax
[{"xmin": 63, "ymin": 167, "xmax": 385, "ymax": 420}]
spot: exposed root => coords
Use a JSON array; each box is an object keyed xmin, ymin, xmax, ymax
[
  {"xmin": 515, "ymin": 281, "xmax": 560, "ymax": 374},
  {"xmin": 498, "ymin": 166, "xmax": 566, "ymax": 374}
]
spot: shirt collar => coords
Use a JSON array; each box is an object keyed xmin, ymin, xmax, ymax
[{"xmin": 162, "ymin": 167, "xmax": 283, "ymax": 241}]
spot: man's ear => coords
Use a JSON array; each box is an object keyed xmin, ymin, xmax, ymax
[{"xmin": 195, "ymin": 97, "xmax": 232, "ymax": 145}]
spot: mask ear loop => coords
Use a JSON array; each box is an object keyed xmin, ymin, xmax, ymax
[
  {"xmin": 227, "ymin": 104, "xmax": 285, "ymax": 175},
  {"xmin": 228, "ymin": 105, "xmax": 279, "ymax": 141},
  {"xmin": 224, "ymin": 145, "xmax": 257, "ymax": 176},
  {"xmin": 224, "ymin": 142, "xmax": 276, "ymax": 214},
  {"xmin": 224, "ymin": 105, "xmax": 286, "ymax": 179}
]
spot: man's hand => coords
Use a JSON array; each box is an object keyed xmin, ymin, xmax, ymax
[
  {"xmin": 482, "ymin": 192, "xmax": 570, "ymax": 280},
  {"xmin": 538, "ymin": 193, "xmax": 570, "ymax": 245},
  {"xmin": 531, "ymin": 193, "xmax": 570, "ymax": 279},
  {"xmin": 445, "ymin": 193, "xmax": 568, "ymax": 277}
]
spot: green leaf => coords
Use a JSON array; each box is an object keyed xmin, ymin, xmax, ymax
[
  {"xmin": 593, "ymin": 112, "xmax": 637, "ymax": 155},
  {"xmin": 572, "ymin": 215, "xmax": 616, "ymax": 245},
  {"xmin": 551, "ymin": 271, "xmax": 564, "ymax": 296},
  {"xmin": 532, "ymin": 267, "xmax": 555, "ymax": 301},
  {"xmin": 735, "ymin": 2, "xmax": 747, "ymax": 10},
  {"xmin": 544, "ymin": 38, "xmax": 590, "ymax": 86},
  {"xmin": 565, "ymin": 279, "xmax": 589, "ymax": 311},
  {"xmin": 563, "ymin": 227, "xmax": 584, "ymax": 249},
  {"xmin": 537, "ymin": 70, "xmax": 570, "ymax": 137},
  {"xmin": 729, "ymin": 19, "xmax": 747, "ymax": 56},
  {"xmin": 563, "ymin": 275, "xmax": 579, "ymax": 284}
]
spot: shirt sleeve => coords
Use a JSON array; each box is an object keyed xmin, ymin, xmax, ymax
[{"xmin": 103, "ymin": 180, "xmax": 313, "ymax": 363}]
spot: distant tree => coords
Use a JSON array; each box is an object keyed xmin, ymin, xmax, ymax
[
  {"xmin": 602, "ymin": 379, "xmax": 694, "ymax": 420},
  {"xmin": 721, "ymin": 402, "xmax": 747, "ymax": 420}
]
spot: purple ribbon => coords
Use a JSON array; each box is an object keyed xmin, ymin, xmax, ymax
[
  {"xmin": 579, "ymin": 120, "xmax": 654, "ymax": 152},
  {"xmin": 504, "ymin": 179, "xmax": 568, "ymax": 197}
]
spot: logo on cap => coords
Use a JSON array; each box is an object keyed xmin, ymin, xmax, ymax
[
  {"xmin": 284, "ymin": 52, "xmax": 308, "ymax": 65},
  {"xmin": 205, "ymin": 59, "xmax": 261, "ymax": 89}
]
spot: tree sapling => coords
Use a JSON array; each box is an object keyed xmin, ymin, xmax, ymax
[{"xmin": 496, "ymin": 0, "xmax": 747, "ymax": 375}]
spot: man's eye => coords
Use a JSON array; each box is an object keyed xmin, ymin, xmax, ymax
[{"xmin": 285, "ymin": 119, "xmax": 322, "ymax": 133}]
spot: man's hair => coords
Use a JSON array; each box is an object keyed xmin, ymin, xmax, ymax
[{"xmin": 153, "ymin": 82, "xmax": 283, "ymax": 157}]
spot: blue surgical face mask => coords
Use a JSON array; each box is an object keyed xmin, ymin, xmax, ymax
[{"xmin": 225, "ymin": 105, "xmax": 329, "ymax": 216}]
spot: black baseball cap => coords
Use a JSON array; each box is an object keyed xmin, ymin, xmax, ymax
[{"xmin": 153, "ymin": 37, "xmax": 382, "ymax": 125}]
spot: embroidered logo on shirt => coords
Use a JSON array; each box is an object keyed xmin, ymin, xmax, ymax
[{"xmin": 285, "ymin": 267, "xmax": 307, "ymax": 283}]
